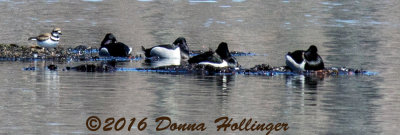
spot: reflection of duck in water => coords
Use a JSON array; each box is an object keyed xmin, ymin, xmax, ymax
[
  {"xmin": 142, "ymin": 37, "xmax": 190, "ymax": 60},
  {"xmin": 99, "ymin": 33, "xmax": 132, "ymax": 57},
  {"xmin": 285, "ymin": 75, "xmax": 322, "ymax": 89},
  {"xmin": 189, "ymin": 42, "xmax": 239, "ymax": 68},
  {"xmin": 285, "ymin": 45, "xmax": 324, "ymax": 72},
  {"xmin": 285, "ymin": 75, "xmax": 320, "ymax": 107}
]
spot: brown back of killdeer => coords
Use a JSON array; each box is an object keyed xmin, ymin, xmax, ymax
[{"xmin": 28, "ymin": 28, "xmax": 62, "ymax": 48}]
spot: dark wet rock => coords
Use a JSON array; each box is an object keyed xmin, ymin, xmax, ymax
[
  {"xmin": 119, "ymin": 62, "xmax": 375, "ymax": 76},
  {"xmin": 130, "ymin": 64, "xmax": 236, "ymax": 75},
  {"xmin": 0, "ymin": 44, "xmax": 73, "ymax": 60},
  {"xmin": 0, "ymin": 44, "xmax": 33, "ymax": 58},
  {"xmin": 249, "ymin": 64, "xmax": 273, "ymax": 71},
  {"xmin": 246, "ymin": 64, "xmax": 290, "ymax": 74},
  {"xmin": 47, "ymin": 64, "xmax": 58, "ymax": 71},
  {"xmin": 230, "ymin": 51, "xmax": 257, "ymax": 56},
  {"xmin": 74, "ymin": 45, "xmax": 88, "ymax": 50},
  {"xmin": 66, "ymin": 61, "xmax": 117, "ymax": 72},
  {"xmin": 192, "ymin": 64, "xmax": 236, "ymax": 75},
  {"xmin": 23, "ymin": 66, "xmax": 38, "ymax": 71}
]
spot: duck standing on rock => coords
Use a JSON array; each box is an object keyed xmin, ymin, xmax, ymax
[
  {"xmin": 28, "ymin": 27, "xmax": 62, "ymax": 48},
  {"xmin": 141, "ymin": 37, "xmax": 189, "ymax": 60},
  {"xmin": 189, "ymin": 42, "xmax": 238, "ymax": 68},
  {"xmin": 99, "ymin": 33, "xmax": 132, "ymax": 57},
  {"xmin": 285, "ymin": 45, "xmax": 325, "ymax": 72}
]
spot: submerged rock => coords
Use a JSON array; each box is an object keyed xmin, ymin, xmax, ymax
[
  {"xmin": 66, "ymin": 61, "xmax": 117, "ymax": 72},
  {"xmin": 47, "ymin": 64, "xmax": 58, "ymax": 71},
  {"xmin": 124, "ymin": 64, "xmax": 375, "ymax": 76}
]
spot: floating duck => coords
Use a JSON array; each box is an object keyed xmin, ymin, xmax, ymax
[
  {"xmin": 141, "ymin": 37, "xmax": 189, "ymax": 59},
  {"xmin": 99, "ymin": 33, "xmax": 132, "ymax": 57},
  {"xmin": 285, "ymin": 45, "xmax": 324, "ymax": 72},
  {"xmin": 189, "ymin": 42, "xmax": 238, "ymax": 68}
]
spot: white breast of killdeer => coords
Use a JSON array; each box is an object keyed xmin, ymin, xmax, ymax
[{"xmin": 28, "ymin": 28, "xmax": 62, "ymax": 48}]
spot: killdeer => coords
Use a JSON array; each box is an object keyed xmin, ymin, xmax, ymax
[{"xmin": 28, "ymin": 28, "xmax": 62, "ymax": 48}]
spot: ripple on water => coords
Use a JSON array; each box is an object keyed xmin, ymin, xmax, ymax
[
  {"xmin": 335, "ymin": 19, "xmax": 359, "ymax": 24},
  {"xmin": 232, "ymin": 0, "xmax": 246, "ymax": 2},
  {"xmin": 81, "ymin": 0, "xmax": 103, "ymax": 2},
  {"xmin": 320, "ymin": 1, "xmax": 343, "ymax": 6},
  {"xmin": 189, "ymin": 0, "xmax": 217, "ymax": 3},
  {"xmin": 219, "ymin": 5, "xmax": 231, "ymax": 8},
  {"xmin": 203, "ymin": 18, "xmax": 213, "ymax": 27},
  {"xmin": 47, "ymin": 0, "xmax": 59, "ymax": 3}
]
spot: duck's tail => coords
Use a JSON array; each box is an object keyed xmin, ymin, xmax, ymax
[
  {"xmin": 128, "ymin": 47, "xmax": 133, "ymax": 55},
  {"xmin": 141, "ymin": 46, "xmax": 151, "ymax": 57}
]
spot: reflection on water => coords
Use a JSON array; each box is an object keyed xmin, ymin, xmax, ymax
[{"xmin": 0, "ymin": 0, "xmax": 400, "ymax": 134}]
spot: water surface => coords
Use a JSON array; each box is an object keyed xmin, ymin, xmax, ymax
[{"xmin": 0, "ymin": 0, "xmax": 399, "ymax": 134}]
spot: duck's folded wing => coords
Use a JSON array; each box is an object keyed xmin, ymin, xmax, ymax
[{"xmin": 157, "ymin": 44, "xmax": 176, "ymax": 49}]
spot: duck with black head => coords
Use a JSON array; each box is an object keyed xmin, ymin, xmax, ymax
[
  {"xmin": 189, "ymin": 42, "xmax": 238, "ymax": 68},
  {"xmin": 99, "ymin": 33, "xmax": 132, "ymax": 57},
  {"xmin": 285, "ymin": 45, "xmax": 325, "ymax": 72},
  {"xmin": 141, "ymin": 37, "xmax": 189, "ymax": 60}
]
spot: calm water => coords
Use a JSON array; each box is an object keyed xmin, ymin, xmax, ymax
[{"xmin": 1, "ymin": 0, "xmax": 400, "ymax": 134}]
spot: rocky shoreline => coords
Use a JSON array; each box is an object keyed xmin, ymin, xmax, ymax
[{"xmin": 0, "ymin": 44, "xmax": 96, "ymax": 61}]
